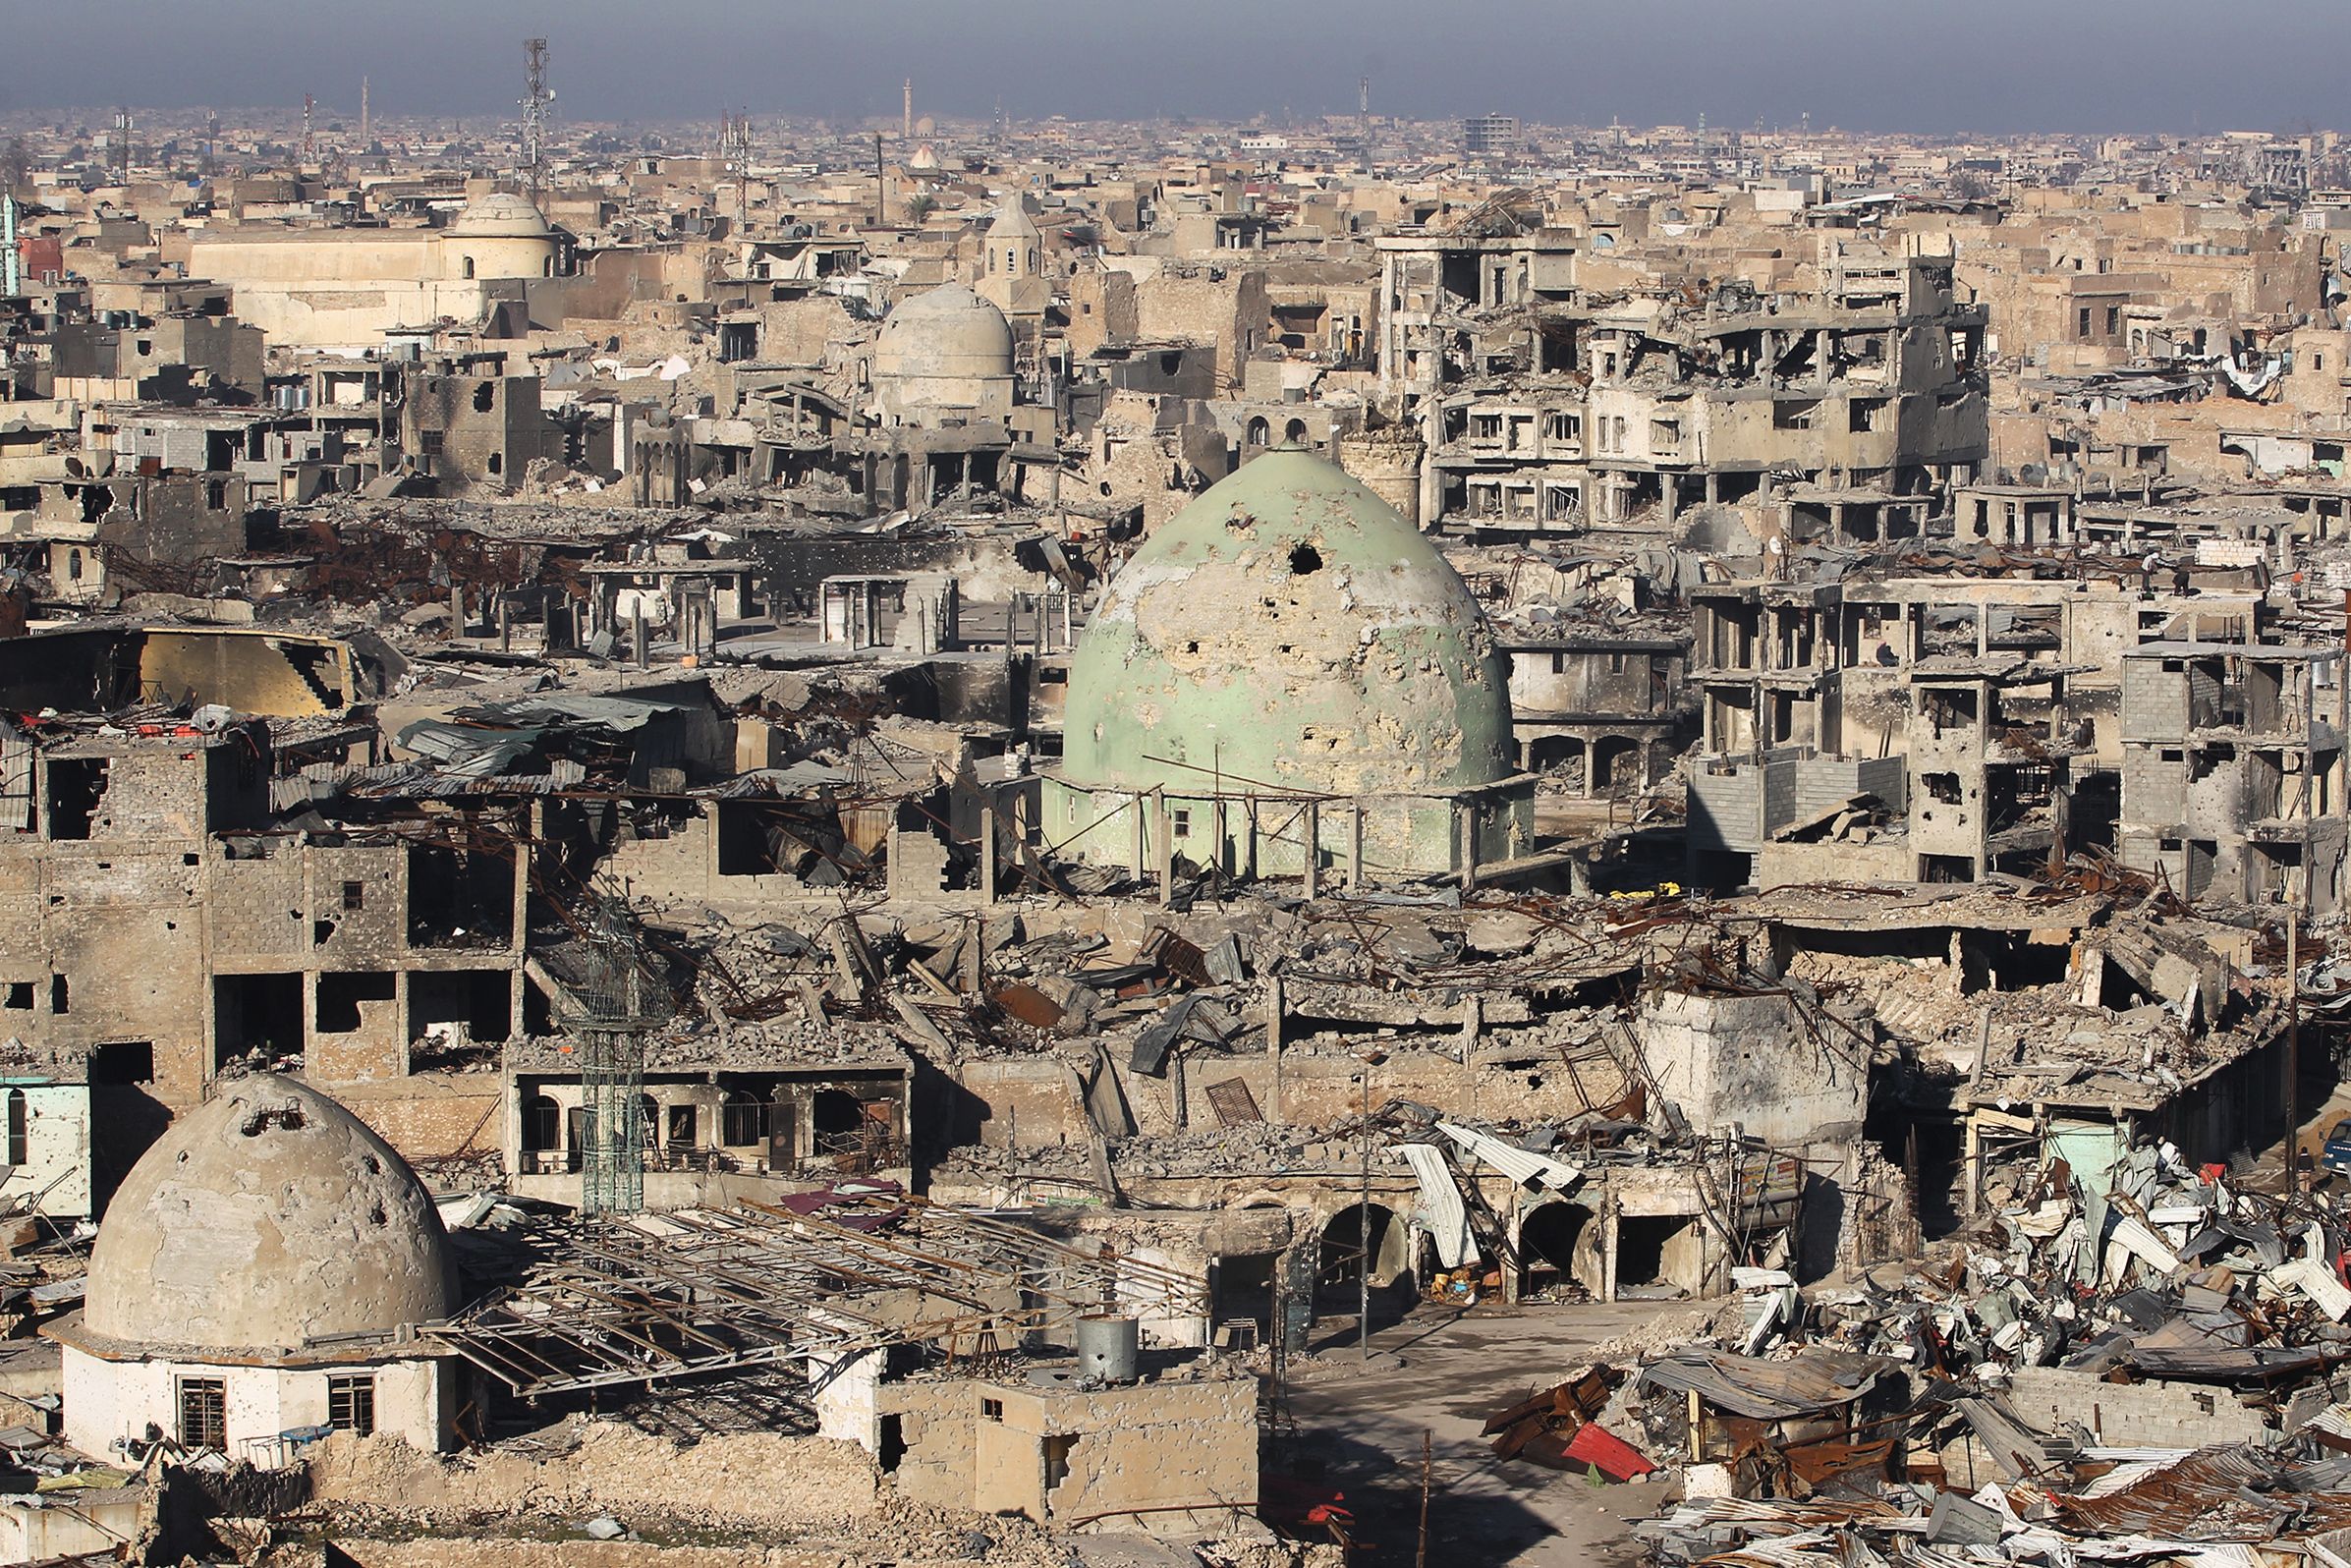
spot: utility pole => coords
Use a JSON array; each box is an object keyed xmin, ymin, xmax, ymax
[
  {"xmin": 1417, "ymin": 1430, "xmax": 1432, "ymax": 1568},
  {"xmin": 521, "ymin": 36, "xmax": 552, "ymax": 205},
  {"xmin": 2287, "ymin": 912, "xmax": 2302, "ymax": 1195},
  {"xmin": 873, "ymin": 132, "xmax": 886, "ymax": 227},
  {"xmin": 1359, "ymin": 1063, "xmax": 1372, "ymax": 1362}
]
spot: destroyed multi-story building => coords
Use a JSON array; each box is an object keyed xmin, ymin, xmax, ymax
[
  {"xmin": 1381, "ymin": 223, "xmax": 1989, "ymax": 542},
  {"xmin": 6, "ymin": 86, "xmax": 2351, "ymax": 1568}
]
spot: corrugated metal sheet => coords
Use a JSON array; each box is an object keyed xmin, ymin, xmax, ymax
[
  {"xmin": 1396, "ymin": 1144, "xmax": 1473, "ymax": 1268},
  {"xmin": 1635, "ymin": 1349, "xmax": 1894, "ymax": 1420},
  {"xmin": 1436, "ymin": 1121, "xmax": 1583, "ymax": 1192}
]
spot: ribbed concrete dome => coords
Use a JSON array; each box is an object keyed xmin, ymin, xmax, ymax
[
  {"xmin": 873, "ymin": 283, "xmax": 1015, "ymax": 380},
  {"xmin": 449, "ymin": 191, "xmax": 553, "ymax": 238},
  {"xmin": 1064, "ymin": 449, "xmax": 1516, "ymax": 798},
  {"xmin": 82, "ymin": 1075, "xmax": 452, "ymax": 1358}
]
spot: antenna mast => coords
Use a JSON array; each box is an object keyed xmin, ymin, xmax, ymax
[
  {"xmin": 521, "ymin": 37, "xmax": 552, "ymax": 203},
  {"xmin": 726, "ymin": 111, "xmax": 752, "ymax": 234}
]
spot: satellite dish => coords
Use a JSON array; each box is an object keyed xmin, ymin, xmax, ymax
[{"xmin": 1766, "ymin": 535, "xmax": 1785, "ymax": 554}]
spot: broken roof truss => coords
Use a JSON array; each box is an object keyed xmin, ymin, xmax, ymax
[{"xmin": 430, "ymin": 1194, "xmax": 1206, "ymax": 1397}]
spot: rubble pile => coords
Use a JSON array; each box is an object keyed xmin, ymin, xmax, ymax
[{"xmin": 1479, "ymin": 1135, "xmax": 2351, "ymax": 1561}]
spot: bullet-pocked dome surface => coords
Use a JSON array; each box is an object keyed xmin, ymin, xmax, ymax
[
  {"xmin": 1064, "ymin": 449, "xmax": 1516, "ymax": 798},
  {"xmin": 83, "ymin": 1074, "xmax": 453, "ymax": 1358},
  {"xmin": 872, "ymin": 283, "xmax": 1016, "ymax": 381}
]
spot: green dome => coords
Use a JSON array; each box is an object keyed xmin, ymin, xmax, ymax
[{"xmin": 1064, "ymin": 449, "xmax": 1515, "ymax": 798}]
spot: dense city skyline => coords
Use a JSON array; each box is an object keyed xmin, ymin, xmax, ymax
[{"xmin": 2, "ymin": 0, "xmax": 2347, "ymax": 137}]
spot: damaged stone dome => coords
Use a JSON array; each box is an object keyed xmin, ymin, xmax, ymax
[
  {"xmin": 82, "ymin": 1074, "xmax": 453, "ymax": 1358},
  {"xmin": 1064, "ymin": 448, "xmax": 1516, "ymax": 799},
  {"xmin": 871, "ymin": 282, "xmax": 1015, "ymax": 382},
  {"xmin": 447, "ymin": 190, "xmax": 553, "ymax": 239}
]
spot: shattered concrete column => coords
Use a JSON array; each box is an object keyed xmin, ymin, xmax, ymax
[
  {"xmin": 1458, "ymin": 804, "xmax": 1479, "ymax": 891},
  {"xmin": 1460, "ymin": 993, "xmax": 1481, "ymax": 1065},
  {"xmin": 1600, "ymin": 1188, "xmax": 1620, "ymax": 1305},
  {"xmin": 1347, "ymin": 803, "xmax": 1364, "ymax": 888},
  {"xmin": 1154, "ymin": 793, "xmax": 1173, "ymax": 907},
  {"xmin": 1302, "ymin": 801, "xmax": 1319, "ymax": 900},
  {"xmin": 450, "ymin": 583, "xmax": 465, "ymax": 638},
  {"xmin": 980, "ymin": 803, "xmax": 998, "ymax": 907},
  {"xmin": 1264, "ymin": 975, "xmax": 1284, "ymax": 1121},
  {"xmin": 634, "ymin": 603, "xmax": 649, "ymax": 670}
]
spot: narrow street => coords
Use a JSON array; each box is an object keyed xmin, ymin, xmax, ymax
[{"xmin": 1273, "ymin": 1301, "xmax": 1696, "ymax": 1565}]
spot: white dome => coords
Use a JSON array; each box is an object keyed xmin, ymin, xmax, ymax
[
  {"xmin": 450, "ymin": 191, "xmax": 553, "ymax": 239},
  {"xmin": 873, "ymin": 283, "xmax": 1015, "ymax": 381},
  {"xmin": 79, "ymin": 1075, "xmax": 453, "ymax": 1360}
]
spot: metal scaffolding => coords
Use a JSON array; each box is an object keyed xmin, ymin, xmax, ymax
[
  {"xmin": 551, "ymin": 879, "xmax": 666, "ymax": 1216},
  {"xmin": 431, "ymin": 1194, "xmax": 1207, "ymax": 1397}
]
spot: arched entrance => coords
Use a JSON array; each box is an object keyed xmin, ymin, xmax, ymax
[
  {"xmin": 1315, "ymin": 1203, "xmax": 1415, "ymax": 1340},
  {"xmin": 1592, "ymin": 735, "xmax": 1642, "ymax": 793},
  {"xmin": 1316, "ymin": 1203, "xmax": 1408, "ymax": 1292},
  {"xmin": 1526, "ymin": 735, "xmax": 1584, "ymax": 774},
  {"xmin": 1518, "ymin": 1201, "xmax": 1600, "ymax": 1301}
]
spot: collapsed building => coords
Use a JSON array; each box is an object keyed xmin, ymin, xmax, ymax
[{"xmin": 10, "ymin": 95, "xmax": 2351, "ymax": 1568}]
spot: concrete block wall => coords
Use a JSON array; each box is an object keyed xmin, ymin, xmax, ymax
[{"xmin": 2003, "ymin": 1365, "xmax": 2269, "ymax": 1447}]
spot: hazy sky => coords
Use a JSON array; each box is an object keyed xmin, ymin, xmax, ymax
[{"xmin": 2, "ymin": 0, "xmax": 2345, "ymax": 137}]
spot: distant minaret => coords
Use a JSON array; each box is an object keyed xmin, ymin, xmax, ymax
[
  {"xmin": 361, "ymin": 76, "xmax": 370, "ymax": 145},
  {"xmin": 1358, "ymin": 77, "xmax": 1371, "ymax": 160},
  {"xmin": 902, "ymin": 79, "xmax": 914, "ymax": 141},
  {"xmin": 302, "ymin": 93, "xmax": 315, "ymax": 168}
]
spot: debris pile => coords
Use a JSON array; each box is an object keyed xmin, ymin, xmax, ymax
[{"xmin": 1486, "ymin": 1133, "xmax": 2351, "ymax": 1561}]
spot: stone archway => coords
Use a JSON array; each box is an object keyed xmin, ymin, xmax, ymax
[
  {"xmin": 1517, "ymin": 1200, "xmax": 1601, "ymax": 1300},
  {"xmin": 1592, "ymin": 734, "xmax": 1643, "ymax": 793}
]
